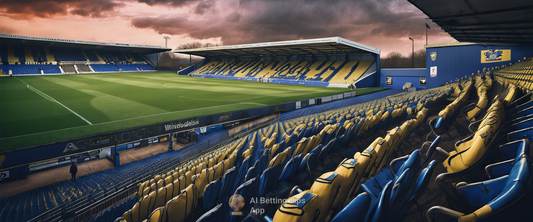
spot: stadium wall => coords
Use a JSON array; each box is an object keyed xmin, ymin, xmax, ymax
[
  {"xmin": 425, "ymin": 44, "xmax": 533, "ymax": 88},
  {"xmin": 380, "ymin": 68, "xmax": 426, "ymax": 90}
]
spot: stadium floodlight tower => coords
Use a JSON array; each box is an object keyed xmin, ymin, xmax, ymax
[
  {"xmin": 409, "ymin": 37, "xmax": 414, "ymax": 68},
  {"xmin": 164, "ymin": 36, "xmax": 170, "ymax": 47}
]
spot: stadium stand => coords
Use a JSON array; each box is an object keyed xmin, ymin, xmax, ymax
[
  {"xmin": 5, "ymin": 55, "xmax": 532, "ymax": 222},
  {"xmin": 424, "ymin": 59, "xmax": 533, "ymax": 221},
  {"xmin": 0, "ymin": 153, "xmax": 179, "ymax": 222},
  {"xmin": 99, "ymin": 60, "xmax": 532, "ymax": 222},
  {"xmin": 0, "ymin": 45, "xmax": 155, "ymax": 75},
  {"xmin": 103, "ymin": 84, "xmax": 452, "ymax": 222},
  {"xmin": 191, "ymin": 60, "xmax": 375, "ymax": 84},
  {"xmin": 0, "ymin": 64, "xmax": 61, "ymax": 75}
]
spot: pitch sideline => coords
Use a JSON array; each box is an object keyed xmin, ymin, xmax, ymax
[{"xmin": 14, "ymin": 77, "xmax": 93, "ymax": 126}]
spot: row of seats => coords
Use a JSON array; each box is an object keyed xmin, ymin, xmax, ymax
[
  {"xmin": 0, "ymin": 153, "xmax": 178, "ymax": 222},
  {"xmin": 191, "ymin": 60, "xmax": 375, "ymax": 84},
  {"xmin": 428, "ymin": 80, "xmax": 473, "ymax": 140},
  {"xmin": 493, "ymin": 57, "xmax": 533, "ymax": 94},
  {"xmin": 464, "ymin": 76, "xmax": 493, "ymax": 121},
  {"xmin": 0, "ymin": 45, "xmax": 151, "ymax": 64},
  {"xmin": 424, "ymin": 63, "xmax": 533, "ymax": 221},
  {"xmin": 196, "ymin": 86, "xmax": 452, "ymax": 221},
  {"xmin": 120, "ymin": 137, "xmax": 246, "ymax": 222},
  {"xmin": 0, "ymin": 64, "xmax": 61, "ymax": 75},
  {"xmin": 0, "ymin": 63, "xmax": 154, "ymax": 75},
  {"xmin": 112, "ymin": 84, "xmax": 452, "ymax": 222},
  {"xmin": 272, "ymin": 108, "xmax": 438, "ymax": 222}
]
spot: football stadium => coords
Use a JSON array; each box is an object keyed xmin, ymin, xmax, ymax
[{"xmin": 1, "ymin": 0, "xmax": 533, "ymax": 222}]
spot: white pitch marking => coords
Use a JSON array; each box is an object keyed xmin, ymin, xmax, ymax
[
  {"xmin": 0, "ymin": 102, "xmax": 262, "ymax": 140},
  {"xmin": 14, "ymin": 77, "xmax": 93, "ymax": 125}
]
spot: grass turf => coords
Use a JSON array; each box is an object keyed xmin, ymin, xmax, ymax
[{"xmin": 0, "ymin": 72, "xmax": 387, "ymax": 151}]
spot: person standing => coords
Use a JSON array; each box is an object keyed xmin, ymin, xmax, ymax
[{"xmin": 70, "ymin": 162, "xmax": 78, "ymax": 182}]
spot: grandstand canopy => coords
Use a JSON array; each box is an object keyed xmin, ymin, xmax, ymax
[
  {"xmin": 409, "ymin": 0, "xmax": 533, "ymax": 45},
  {"xmin": 0, "ymin": 33, "xmax": 171, "ymax": 53},
  {"xmin": 174, "ymin": 37, "xmax": 380, "ymax": 57}
]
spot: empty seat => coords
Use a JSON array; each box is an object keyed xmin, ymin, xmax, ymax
[
  {"xmin": 427, "ymin": 141, "xmax": 532, "ymax": 222},
  {"xmin": 329, "ymin": 192, "xmax": 371, "ymax": 222},
  {"xmin": 273, "ymin": 191, "xmax": 321, "ymax": 222},
  {"xmin": 162, "ymin": 183, "xmax": 198, "ymax": 222},
  {"xmin": 203, "ymin": 178, "xmax": 221, "ymax": 210},
  {"xmin": 441, "ymin": 100, "xmax": 505, "ymax": 174},
  {"xmin": 197, "ymin": 203, "xmax": 224, "ymax": 222}
]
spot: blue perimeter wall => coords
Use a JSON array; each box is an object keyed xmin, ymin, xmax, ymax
[
  {"xmin": 380, "ymin": 68, "xmax": 426, "ymax": 90},
  {"xmin": 425, "ymin": 44, "xmax": 533, "ymax": 88}
]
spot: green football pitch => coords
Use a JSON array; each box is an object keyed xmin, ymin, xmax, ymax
[{"xmin": 0, "ymin": 72, "xmax": 386, "ymax": 151}]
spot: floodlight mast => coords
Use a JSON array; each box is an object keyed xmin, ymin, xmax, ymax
[
  {"xmin": 409, "ymin": 37, "xmax": 414, "ymax": 68},
  {"xmin": 164, "ymin": 36, "xmax": 170, "ymax": 47}
]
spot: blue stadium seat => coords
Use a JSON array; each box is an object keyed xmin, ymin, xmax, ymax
[
  {"xmin": 219, "ymin": 166, "xmax": 239, "ymax": 205},
  {"xmin": 329, "ymin": 192, "xmax": 371, "ymax": 222},
  {"xmin": 258, "ymin": 164, "xmax": 282, "ymax": 197},
  {"xmin": 230, "ymin": 177, "xmax": 260, "ymax": 222},
  {"xmin": 203, "ymin": 178, "xmax": 222, "ymax": 210},
  {"xmin": 427, "ymin": 142, "xmax": 532, "ymax": 221},
  {"xmin": 197, "ymin": 203, "xmax": 224, "ymax": 222},
  {"xmin": 233, "ymin": 156, "xmax": 252, "ymax": 190},
  {"xmin": 278, "ymin": 154, "xmax": 303, "ymax": 182}
]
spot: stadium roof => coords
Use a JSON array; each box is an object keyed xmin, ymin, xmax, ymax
[
  {"xmin": 0, "ymin": 33, "xmax": 172, "ymax": 53},
  {"xmin": 409, "ymin": 0, "xmax": 533, "ymax": 45},
  {"xmin": 173, "ymin": 37, "xmax": 380, "ymax": 57}
]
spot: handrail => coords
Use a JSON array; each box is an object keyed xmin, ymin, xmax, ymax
[
  {"xmin": 29, "ymin": 114, "xmax": 279, "ymax": 222},
  {"xmin": 68, "ymin": 183, "xmax": 137, "ymax": 222}
]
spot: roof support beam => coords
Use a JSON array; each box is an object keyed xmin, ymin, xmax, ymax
[
  {"xmin": 431, "ymin": 6, "xmax": 533, "ymax": 20},
  {"xmin": 447, "ymin": 26, "xmax": 533, "ymax": 33},
  {"xmin": 442, "ymin": 19, "xmax": 533, "ymax": 29}
]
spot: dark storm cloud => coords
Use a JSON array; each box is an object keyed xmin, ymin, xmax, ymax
[
  {"xmin": 194, "ymin": 0, "xmax": 216, "ymax": 15},
  {"xmin": 131, "ymin": 0, "xmax": 450, "ymax": 45},
  {"xmin": 137, "ymin": 0, "xmax": 197, "ymax": 7},
  {"xmin": 0, "ymin": 0, "xmax": 123, "ymax": 19}
]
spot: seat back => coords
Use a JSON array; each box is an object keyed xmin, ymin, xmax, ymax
[
  {"xmin": 279, "ymin": 154, "xmax": 303, "ymax": 181},
  {"xmin": 219, "ymin": 166, "xmax": 238, "ymax": 204},
  {"xmin": 197, "ymin": 203, "xmax": 224, "ymax": 222},
  {"xmin": 195, "ymin": 168, "xmax": 212, "ymax": 198},
  {"xmin": 258, "ymin": 164, "xmax": 282, "ymax": 197},
  {"xmin": 273, "ymin": 191, "xmax": 321, "ymax": 222},
  {"xmin": 458, "ymin": 156, "xmax": 532, "ymax": 221},
  {"xmin": 444, "ymin": 100, "xmax": 505, "ymax": 174},
  {"xmin": 308, "ymin": 172, "xmax": 343, "ymax": 222},
  {"xmin": 234, "ymin": 156, "xmax": 251, "ymax": 191},
  {"xmin": 147, "ymin": 207, "xmax": 164, "ymax": 222},
  {"xmin": 203, "ymin": 178, "xmax": 221, "ymax": 210},
  {"xmin": 163, "ymin": 183, "xmax": 197, "ymax": 222},
  {"xmin": 367, "ymin": 181, "xmax": 393, "ymax": 222},
  {"xmin": 338, "ymin": 153, "xmax": 372, "ymax": 207},
  {"xmin": 330, "ymin": 192, "xmax": 371, "ymax": 222},
  {"xmin": 230, "ymin": 177, "xmax": 260, "ymax": 222}
]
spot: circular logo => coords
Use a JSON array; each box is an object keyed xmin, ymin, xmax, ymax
[{"xmin": 229, "ymin": 194, "xmax": 245, "ymax": 212}]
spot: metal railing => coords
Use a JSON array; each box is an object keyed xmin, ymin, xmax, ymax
[
  {"xmin": 69, "ymin": 184, "xmax": 138, "ymax": 222},
  {"xmin": 28, "ymin": 114, "xmax": 280, "ymax": 222}
]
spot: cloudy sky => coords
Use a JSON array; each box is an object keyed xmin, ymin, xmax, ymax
[{"xmin": 0, "ymin": 0, "xmax": 455, "ymax": 56}]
